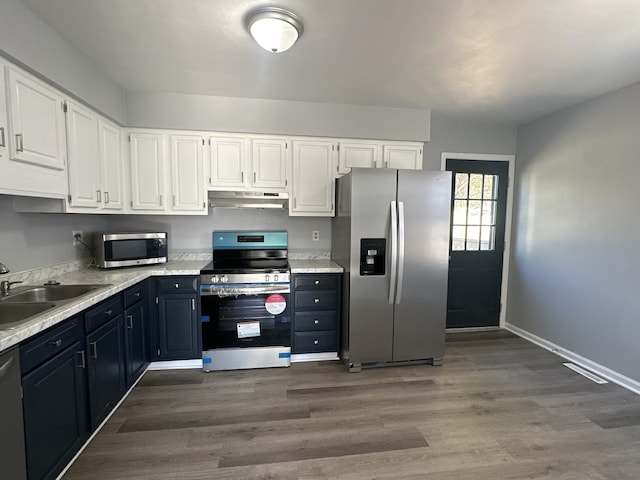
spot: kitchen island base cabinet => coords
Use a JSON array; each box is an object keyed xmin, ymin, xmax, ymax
[
  {"xmin": 21, "ymin": 317, "xmax": 89, "ymax": 480},
  {"xmin": 292, "ymin": 274, "xmax": 341, "ymax": 354},
  {"xmin": 154, "ymin": 276, "xmax": 201, "ymax": 360}
]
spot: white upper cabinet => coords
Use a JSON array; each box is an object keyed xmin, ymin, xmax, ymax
[
  {"xmin": 129, "ymin": 132, "xmax": 166, "ymax": 211},
  {"xmin": 208, "ymin": 135, "xmax": 248, "ymax": 189},
  {"xmin": 338, "ymin": 141, "xmax": 381, "ymax": 174},
  {"xmin": 0, "ymin": 62, "xmax": 7, "ymax": 161},
  {"xmin": 170, "ymin": 134, "xmax": 206, "ymax": 213},
  {"xmin": 291, "ymin": 139, "xmax": 336, "ymax": 216},
  {"xmin": 383, "ymin": 143, "xmax": 423, "ymax": 170},
  {"xmin": 7, "ymin": 67, "xmax": 67, "ymax": 170},
  {"xmin": 251, "ymin": 137, "xmax": 289, "ymax": 190},
  {"xmin": 99, "ymin": 119, "xmax": 124, "ymax": 210},
  {"xmin": 66, "ymin": 101, "xmax": 101, "ymax": 209}
]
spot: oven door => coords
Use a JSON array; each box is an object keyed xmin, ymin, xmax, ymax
[{"xmin": 201, "ymin": 292, "xmax": 291, "ymax": 350}]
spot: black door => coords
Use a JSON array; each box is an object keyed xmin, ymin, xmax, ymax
[{"xmin": 446, "ymin": 159, "xmax": 509, "ymax": 328}]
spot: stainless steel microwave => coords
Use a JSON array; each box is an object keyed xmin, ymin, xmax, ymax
[{"xmin": 94, "ymin": 232, "xmax": 167, "ymax": 269}]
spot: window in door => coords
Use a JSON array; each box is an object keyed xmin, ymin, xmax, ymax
[{"xmin": 451, "ymin": 173, "xmax": 499, "ymax": 251}]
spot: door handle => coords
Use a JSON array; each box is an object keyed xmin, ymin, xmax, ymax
[
  {"xmin": 104, "ymin": 191, "xmax": 110, "ymax": 204},
  {"xmin": 15, "ymin": 133, "xmax": 24, "ymax": 152},
  {"xmin": 395, "ymin": 201, "xmax": 405, "ymax": 304},
  {"xmin": 127, "ymin": 314, "xmax": 134, "ymax": 329},
  {"xmin": 191, "ymin": 298, "xmax": 196, "ymax": 310},
  {"xmin": 388, "ymin": 201, "xmax": 398, "ymax": 304},
  {"xmin": 90, "ymin": 341, "xmax": 98, "ymax": 359},
  {"xmin": 0, "ymin": 127, "xmax": 5, "ymax": 147},
  {"xmin": 96, "ymin": 190, "xmax": 101, "ymax": 203},
  {"xmin": 77, "ymin": 350, "xmax": 86, "ymax": 369}
]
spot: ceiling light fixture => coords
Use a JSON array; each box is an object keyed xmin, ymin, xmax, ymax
[{"xmin": 245, "ymin": 7, "xmax": 303, "ymax": 53}]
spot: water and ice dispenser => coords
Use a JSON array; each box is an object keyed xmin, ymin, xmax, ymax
[{"xmin": 359, "ymin": 238, "xmax": 386, "ymax": 276}]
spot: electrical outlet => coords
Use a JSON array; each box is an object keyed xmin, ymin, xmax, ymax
[
  {"xmin": 72, "ymin": 230, "xmax": 83, "ymax": 246},
  {"xmin": 312, "ymin": 230, "xmax": 320, "ymax": 241}
]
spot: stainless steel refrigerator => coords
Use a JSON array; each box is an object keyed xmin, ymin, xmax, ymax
[{"xmin": 332, "ymin": 168, "xmax": 452, "ymax": 371}]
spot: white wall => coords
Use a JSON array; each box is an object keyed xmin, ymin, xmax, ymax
[
  {"xmin": 0, "ymin": 195, "xmax": 106, "ymax": 272},
  {"xmin": 508, "ymin": 79, "xmax": 640, "ymax": 384},
  {"xmin": 0, "ymin": 0, "xmax": 126, "ymax": 123},
  {"xmin": 125, "ymin": 92, "xmax": 430, "ymax": 142},
  {"xmin": 106, "ymin": 209, "xmax": 331, "ymax": 255}
]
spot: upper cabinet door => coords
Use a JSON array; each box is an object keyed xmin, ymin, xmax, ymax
[
  {"xmin": 338, "ymin": 141, "xmax": 381, "ymax": 174},
  {"xmin": 170, "ymin": 134, "xmax": 205, "ymax": 212},
  {"xmin": 66, "ymin": 101, "xmax": 101, "ymax": 208},
  {"xmin": 291, "ymin": 140, "xmax": 336, "ymax": 216},
  {"xmin": 251, "ymin": 137, "xmax": 288, "ymax": 190},
  {"xmin": 383, "ymin": 144, "xmax": 423, "ymax": 170},
  {"xmin": 129, "ymin": 133, "xmax": 166, "ymax": 211},
  {"xmin": 208, "ymin": 136, "xmax": 247, "ymax": 189},
  {"xmin": 99, "ymin": 119, "xmax": 124, "ymax": 210},
  {"xmin": 7, "ymin": 68, "xmax": 67, "ymax": 170},
  {"xmin": 0, "ymin": 63, "xmax": 7, "ymax": 161}
]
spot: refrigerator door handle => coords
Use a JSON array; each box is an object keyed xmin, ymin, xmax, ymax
[
  {"xmin": 396, "ymin": 201, "xmax": 406, "ymax": 304},
  {"xmin": 389, "ymin": 201, "xmax": 398, "ymax": 304}
]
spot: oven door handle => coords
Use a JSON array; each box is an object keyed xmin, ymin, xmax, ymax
[{"xmin": 202, "ymin": 285, "xmax": 291, "ymax": 296}]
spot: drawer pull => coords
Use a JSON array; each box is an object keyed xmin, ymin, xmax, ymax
[
  {"xmin": 314, "ymin": 319, "xmax": 320, "ymax": 325},
  {"xmin": 50, "ymin": 339, "xmax": 62, "ymax": 348},
  {"xmin": 105, "ymin": 309, "xmax": 113, "ymax": 316},
  {"xmin": 134, "ymin": 292, "xmax": 141, "ymax": 297},
  {"xmin": 313, "ymin": 339, "xmax": 319, "ymax": 345},
  {"xmin": 314, "ymin": 280, "xmax": 320, "ymax": 285}
]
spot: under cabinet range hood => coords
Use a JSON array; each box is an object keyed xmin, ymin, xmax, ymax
[{"xmin": 208, "ymin": 191, "xmax": 289, "ymax": 209}]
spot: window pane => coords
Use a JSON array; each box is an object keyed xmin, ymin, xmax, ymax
[
  {"xmin": 483, "ymin": 175, "xmax": 498, "ymax": 200},
  {"xmin": 469, "ymin": 174, "xmax": 483, "ymax": 199},
  {"xmin": 467, "ymin": 200, "xmax": 482, "ymax": 225},
  {"xmin": 466, "ymin": 225, "xmax": 480, "ymax": 250},
  {"xmin": 454, "ymin": 173, "xmax": 468, "ymax": 199},
  {"xmin": 452, "ymin": 226, "xmax": 466, "ymax": 251},
  {"xmin": 480, "ymin": 226, "xmax": 495, "ymax": 251},
  {"xmin": 452, "ymin": 200, "xmax": 467, "ymax": 225},
  {"xmin": 481, "ymin": 200, "xmax": 496, "ymax": 226}
]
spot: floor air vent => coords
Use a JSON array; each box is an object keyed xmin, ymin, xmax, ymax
[{"xmin": 563, "ymin": 363, "xmax": 608, "ymax": 384}]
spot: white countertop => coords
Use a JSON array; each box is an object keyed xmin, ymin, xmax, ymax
[
  {"xmin": 288, "ymin": 259, "xmax": 344, "ymax": 273},
  {"xmin": 0, "ymin": 260, "xmax": 209, "ymax": 352}
]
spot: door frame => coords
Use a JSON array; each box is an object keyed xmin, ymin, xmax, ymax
[{"xmin": 441, "ymin": 152, "xmax": 515, "ymax": 329}]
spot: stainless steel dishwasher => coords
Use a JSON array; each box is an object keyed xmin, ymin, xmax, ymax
[{"xmin": 0, "ymin": 347, "xmax": 27, "ymax": 480}]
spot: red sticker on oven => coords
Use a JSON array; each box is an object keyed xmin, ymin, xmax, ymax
[{"xmin": 265, "ymin": 294, "xmax": 287, "ymax": 315}]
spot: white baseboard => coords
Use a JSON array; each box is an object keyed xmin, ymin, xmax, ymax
[
  {"xmin": 506, "ymin": 323, "xmax": 640, "ymax": 395},
  {"xmin": 291, "ymin": 352, "xmax": 339, "ymax": 362},
  {"xmin": 147, "ymin": 359, "xmax": 203, "ymax": 370}
]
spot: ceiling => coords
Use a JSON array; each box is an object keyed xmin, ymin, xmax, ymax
[{"xmin": 20, "ymin": 0, "xmax": 640, "ymax": 126}]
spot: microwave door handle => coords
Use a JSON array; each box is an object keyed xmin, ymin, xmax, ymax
[
  {"xmin": 395, "ymin": 201, "xmax": 405, "ymax": 304},
  {"xmin": 388, "ymin": 201, "xmax": 398, "ymax": 304}
]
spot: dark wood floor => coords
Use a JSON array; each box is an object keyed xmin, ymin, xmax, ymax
[{"xmin": 62, "ymin": 330, "xmax": 640, "ymax": 479}]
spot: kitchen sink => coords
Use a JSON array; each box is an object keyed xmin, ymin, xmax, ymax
[
  {"xmin": 2, "ymin": 284, "xmax": 104, "ymax": 303},
  {"xmin": 0, "ymin": 302, "xmax": 56, "ymax": 326}
]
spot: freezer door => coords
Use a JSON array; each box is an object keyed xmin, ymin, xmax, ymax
[
  {"xmin": 347, "ymin": 168, "xmax": 397, "ymax": 364},
  {"xmin": 393, "ymin": 170, "xmax": 452, "ymax": 362}
]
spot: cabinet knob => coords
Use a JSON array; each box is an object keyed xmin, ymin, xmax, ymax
[
  {"xmin": 314, "ymin": 298, "xmax": 320, "ymax": 304},
  {"xmin": 314, "ymin": 319, "xmax": 320, "ymax": 325},
  {"xmin": 314, "ymin": 280, "xmax": 320, "ymax": 285},
  {"xmin": 313, "ymin": 339, "xmax": 319, "ymax": 345},
  {"xmin": 175, "ymin": 283, "xmax": 179, "ymax": 289}
]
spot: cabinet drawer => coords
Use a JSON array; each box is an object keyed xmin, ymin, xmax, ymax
[
  {"xmin": 295, "ymin": 290, "xmax": 338, "ymax": 310},
  {"xmin": 293, "ymin": 274, "xmax": 339, "ymax": 290},
  {"xmin": 295, "ymin": 311, "xmax": 338, "ymax": 332},
  {"xmin": 124, "ymin": 282, "xmax": 145, "ymax": 308},
  {"xmin": 155, "ymin": 276, "xmax": 198, "ymax": 293},
  {"xmin": 85, "ymin": 296, "xmax": 123, "ymax": 333},
  {"xmin": 20, "ymin": 316, "xmax": 83, "ymax": 374},
  {"xmin": 293, "ymin": 331, "xmax": 338, "ymax": 353}
]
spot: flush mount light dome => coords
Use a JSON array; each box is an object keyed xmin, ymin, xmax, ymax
[{"xmin": 245, "ymin": 7, "xmax": 303, "ymax": 53}]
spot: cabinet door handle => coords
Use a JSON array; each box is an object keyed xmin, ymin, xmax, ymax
[
  {"xmin": 127, "ymin": 314, "xmax": 134, "ymax": 329},
  {"xmin": 159, "ymin": 194, "xmax": 163, "ymax": 206},
  {"xmin": 16, "ymin": 133, "xmax": 24, "ymax": 152},
  {"xmin": 104, "ymin": 191, "xmax": 110, "ymax": 204},
  {"xmin": 253, "ymin": 172, "xmax": 256, "ymax": 183},
  {"xmin": 0, "ymin": 127, "xmax": 5, "ymax": 147},
  {"xmin": 241, "ymin": 171, "xmax": 244, "ymax": 182},
  {"xmin": 49, "ymin": 339, "xmax": 62, "ymax": 348},
  {"xmin": 77, "ymin": 350, "xmax": 86, "ymax": 369},
  {"xmin": 173, "ymin": 194, "xmax": 176, "ymax": 206},
  {"xmin": 96, "ymin": 190, "xmax": 101, "ymax": 203},
  {"xmin": 191, "ymin": 298, "xmax": 195, "ymax": 310},
  {"xmin": 90, "ymin": 341, "xmax": 98, "ymax": 359}
]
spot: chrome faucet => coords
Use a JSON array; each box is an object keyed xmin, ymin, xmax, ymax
[{"xmin": 0, "ymin": 280, "xmax": 22, "ymax": 296}]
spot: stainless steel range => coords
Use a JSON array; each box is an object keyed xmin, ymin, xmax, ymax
[{"xmin": 200, "ymin": 231, "xmax": 291, "ymax": 371}]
